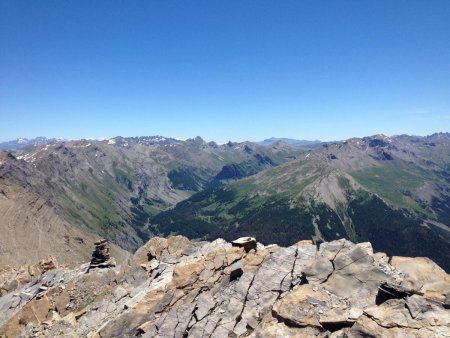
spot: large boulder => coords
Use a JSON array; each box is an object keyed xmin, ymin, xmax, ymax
[
  {"xmin": 391, "ymin": 256, "xmax": 450, "ymax": 302},
  {"xmin": 132, "ymin": 236, "xmax": 194, "ymax": 266}
]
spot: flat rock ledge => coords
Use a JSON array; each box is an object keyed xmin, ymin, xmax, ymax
[{"xmin": 0, "ymin": 237, "xmax": 449, "ymax": 337}]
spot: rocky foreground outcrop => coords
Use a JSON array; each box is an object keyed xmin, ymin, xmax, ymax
[{"xmin": 0, "ymin": 237, "xmax": 449, "ymax": 337}]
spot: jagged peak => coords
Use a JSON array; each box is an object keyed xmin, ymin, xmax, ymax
[{"xmin": 185, "ymin": 136, "xmax": 206, "ymax": 144}]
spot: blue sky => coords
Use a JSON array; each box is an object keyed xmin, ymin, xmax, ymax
[{"xmin": 1, "ymin": 1, "xmax": 449, "ymax": 143}]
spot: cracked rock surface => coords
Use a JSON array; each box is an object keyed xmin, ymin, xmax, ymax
[{"xmin": 0, "ymin": 237, "xmax": 449, "ymax": 337}]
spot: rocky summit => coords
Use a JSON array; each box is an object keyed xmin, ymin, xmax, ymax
[{"xmin": 0, "ymin": 237, "xmax": 449, "ymax": 338}]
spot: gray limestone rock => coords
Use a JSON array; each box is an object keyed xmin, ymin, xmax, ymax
[
  {"xmin": 1, "ymin": 237, "xmax": 449, "ymax": 338},
  {"xmin": 112, "ymin": 286, "xmax": 128, "ymax": 303},
  {"xmin": 303, "ymin": 256, "xmax": 334, "ymax": 283}
]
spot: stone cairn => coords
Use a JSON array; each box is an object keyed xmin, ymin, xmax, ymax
[{"xmin": 87, "ymin": 239, "xmax": 116, "ymax": 272}]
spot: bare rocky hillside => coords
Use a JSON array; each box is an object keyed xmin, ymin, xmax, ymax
[
  {"xmin": 0, "ymin": 178, "xmax": 129, "ymax": 268},
  {"xmin": 0, "ymin": 137, "xmax": 303, "ymax": 267}
]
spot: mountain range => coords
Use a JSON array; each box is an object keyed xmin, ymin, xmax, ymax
[
  {"xmin": 0, "ymin": 136, "xmax": 321, "ymax": 151},
  {"xmin": 0, "ymin": 136, "xmax": 305, "ymax": 267},
  {"xmin": 0, "ymin": 133, "xmax": 449, "ymax": 272},
  {"xmin": 257, "ymin": 137, "xmax": 322, "ymax": 147},
  {"xmin": 0, "ymin": 137, "xmax": 58, "ymax": 151},
  {"xmin": 146, "ymin": 133, "xmax": 450, "ymax": 271}
]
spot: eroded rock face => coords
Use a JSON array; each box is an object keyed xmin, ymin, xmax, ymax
[
  {"xmin": 0, "ymin": 237, "xmax": 449, "ymax": 337},
  {"xmin": 0, "ymin": 256, "xmax": 58, "ymax": 297}
]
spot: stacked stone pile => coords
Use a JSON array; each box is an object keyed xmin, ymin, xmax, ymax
[{"xmin": 88, "ymin": 239, "xmax": 116, "ymax": 271}]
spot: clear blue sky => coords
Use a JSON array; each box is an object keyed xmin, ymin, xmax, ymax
[{"xmin": 1, "ymin": 1, "xmax": 449, "ymax": 143}]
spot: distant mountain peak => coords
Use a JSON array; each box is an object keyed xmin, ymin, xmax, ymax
[
  {"xmin": 0, "ymin": 137, "xmax": 56, "ymax": 151},
  {"xmin": 101, "ymin": 135, "xmax": 182, "ymax": 147},
  {"xmin": 186, "ymin": 136, "xmax": 206, "ymax": 144},
  {"xmin": 258, "ymin": 137, "xmax": 321, "ymax": 147}
]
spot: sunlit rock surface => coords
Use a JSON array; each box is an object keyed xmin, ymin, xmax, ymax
[{"xmin": 0, "ymin": 236, "xmax": 449, "ymax": 337}]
